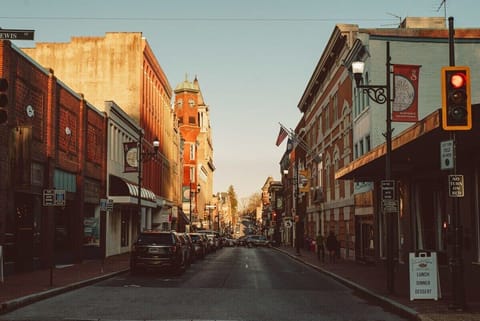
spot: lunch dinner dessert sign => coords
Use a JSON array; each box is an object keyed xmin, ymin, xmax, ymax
[{"xmin": 409, "ymin": 251, "xmax": 441, "ymax": 300}]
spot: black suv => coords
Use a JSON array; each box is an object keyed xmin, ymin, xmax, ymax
[{"xmin": 130, "ymin": 231, "xmax": 187, "ymax": 274}]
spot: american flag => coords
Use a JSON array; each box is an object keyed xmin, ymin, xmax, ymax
[{"xmin": 275, "ymin": 126, "xmax": 288, "ymax": 146}]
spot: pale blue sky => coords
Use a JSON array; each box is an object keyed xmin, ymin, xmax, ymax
[{"xmin": 3, "ymin": 0, "xmax": 478, "ymax": 199}]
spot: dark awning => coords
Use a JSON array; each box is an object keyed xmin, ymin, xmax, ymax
[{"xmin": 335, "ymin": 107, "xmax": 480, "ymax": 181}]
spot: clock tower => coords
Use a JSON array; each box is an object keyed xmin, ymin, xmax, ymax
[{"xmin": 174, "ymin": 75, "xmax": 201, "ymax": 226}]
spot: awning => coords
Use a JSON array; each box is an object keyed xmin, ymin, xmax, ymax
[
  {"xmin": 335, "ymin": 110, "xmax": 439, "ymax": 181},
  {"xmin": 335, "ymin": 107, "xmax": 480, "ymax": 181},
  {"xmin": 108, "ymin": 175, "xmax": 157, "ymax": 207}
]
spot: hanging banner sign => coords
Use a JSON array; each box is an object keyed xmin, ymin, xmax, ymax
[
  {"xmin": 123, "ymin": 141, "xmax": 138, "ymax": 173},
  {"xmin": 392, "ymin": 64, "xmax": 421, "ymax": 122},
  {"xmin": 298, "ymin": 169, "xmax": 310, "ymax": 193}
]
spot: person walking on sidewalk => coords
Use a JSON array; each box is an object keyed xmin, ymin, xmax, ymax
[
  {"xmin": 326, "ymin": 231, "xmax": 338, "ymax": 263},
  {"xmin": 316, "ymin": 233, "xmax": 325, "ymax": 262}
]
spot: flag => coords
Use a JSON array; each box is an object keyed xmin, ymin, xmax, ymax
[
  {"xmin": 392, "ymin": 64, "xmax": 421, "ymax": 122},
  {"xmin": 286, "ymin": 138, "xmax": 293, "ymax": 153},
  {"xmin": 275, "ymin": 126, "xmax": 288, "ymax": 146}
]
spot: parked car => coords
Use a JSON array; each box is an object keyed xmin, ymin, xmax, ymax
[
  {"xmin": 188, "ymin": 232, "xmax": 207, "ymax": 259},
  {"xmin": 224, "ymin": 237, "xmax": 238, "ymax": 247},
  {"xmin": 246, "ymin": 235, "xmax": 272, "ymax": 247},
  {"xmin": 198, "ymin": 230, "xmax": 221, "ymax": 251},
  {"xmin": 175, "ymin": 232, "xmax": 194, "ymax": 266},
  {"xmin": 130, "ymin": 230, "xmax": 188, "ymax": 274}
]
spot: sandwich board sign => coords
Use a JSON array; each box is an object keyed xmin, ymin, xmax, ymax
[{"xmin": 409, "ymin": 251, "xmax": 441, "ymax": 300}]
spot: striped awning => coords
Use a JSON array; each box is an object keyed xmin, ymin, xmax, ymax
[{"xmin": 108, "ymin": 175, "xmax": 156, "ymax": 207}]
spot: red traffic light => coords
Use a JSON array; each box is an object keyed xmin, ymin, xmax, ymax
[
  {"xmin": 449, "ymin": 72, "xmax": 466, "ymax": 89},
  {"xmin": 441, "ymin": 66, "xmax": 471, "ymax": 131}
]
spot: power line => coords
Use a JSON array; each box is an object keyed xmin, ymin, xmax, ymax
[{"xmin": 0, "ymin": 16, "xmax": 395, "ymax": 23}]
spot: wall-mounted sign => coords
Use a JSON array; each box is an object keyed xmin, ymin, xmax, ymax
[{"xmin": 43, "ymin": 189, "xmax": 66, "ymax": 207}]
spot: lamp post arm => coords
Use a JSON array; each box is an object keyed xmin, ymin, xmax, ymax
[{"xmin": 357, "ymin": 85, "xmax": 388, "ymax": 104}]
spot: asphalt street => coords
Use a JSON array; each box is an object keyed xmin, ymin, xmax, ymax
[{"xmin": 0, "ymin": 246, "xmax": 409, "ymax": 321}]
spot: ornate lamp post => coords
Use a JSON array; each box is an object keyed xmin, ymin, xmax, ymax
[
  {"xmin": 137, "ymin": 131, "xmax": 159, "ymax": 234},
  {"xmin": 352, "ymin": 41, "xmax": 395, "ymax": 294}
]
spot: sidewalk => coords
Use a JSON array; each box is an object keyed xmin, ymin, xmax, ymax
[
  {"xmin": 0, "ymin": 253, "xmax": 130, "ymax": 314},
  {"xmin": 275, "ymin": 245, "xmax": 480, "ymax": 321},
  {"xmin": 1, "ymin": 248, "xmax": 479, "ymax": 321}
]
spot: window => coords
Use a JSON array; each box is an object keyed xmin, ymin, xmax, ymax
[
  {"xmin": 365, "ymin": 135, "xmax": 371, "ymax": 152},
  {"xmin": 325, "ymin": 104, "xmax": 330, "ymax": 130},
  {"xmin": 190, "ymin": 143, "xmax": 195, "ymax": 161},
  {"xmin": 332, "ymin": 93, "xmax": 338, "ymax": 123},
  {"xmin": 188, "ymin": 116, "xmax": 196, "ymax": 124}
]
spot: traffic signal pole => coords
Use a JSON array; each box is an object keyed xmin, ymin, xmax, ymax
[{"xmin": 447, "ymin": 16, "xmax": 466, "ymax": 311}]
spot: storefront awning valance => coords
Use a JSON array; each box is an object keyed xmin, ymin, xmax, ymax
[
  {"xmin": 108, "ymin": 175, "xmax": 156, "ymax": 207},
  {"xmin": 335, "ymin": 107, "xmax": 480, "ymax": 181},
  {"xmin": 335, "ymin": 110, "xmax": 444, "ymax": 181}
]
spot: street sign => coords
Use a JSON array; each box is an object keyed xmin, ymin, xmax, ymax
[
  {"xmin": 42, "ymin": 189, "xmax": 66, "ymax": 206},
  {"xmin": 100, "ymin": 198, "xmax": 114, "ymax": 212},
  {"xmin": 100, "ymin": 199, "xmax": 108, "ymax": 211},
  {"xmin": 107, "ymin": 199, "xmax": 114, "ymax": 211},
  {"xmin": 448, "ymin": 175, "xmax": 464, "ymax": 197},
  {"xmin": 0, "ymin": 29, "xmax": 35, "ymax": 40},
  {"xmin": 382, "ymin": 199, "xmax": 399, "ymax": 213},
  {"xmin": 381, "ymin": 180, "xmax": 396, "ymax": 200},
  {"xmin": 440, "ymin": 140, "xmax": 454, "ymax": 170}
]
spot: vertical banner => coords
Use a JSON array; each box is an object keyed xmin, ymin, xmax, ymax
[
  {"xmin": 392, "ymin": 64, "xmax": 421, "ymax": 122},
  {"xmin": 123, "ymin": 141, "xmax": 138, "ymax": 173},
  {"xmin": 298, "ymin": 169, "xmax": 311, "ymax": 193}
]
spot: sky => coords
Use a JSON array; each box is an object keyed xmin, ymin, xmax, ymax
[{"xmin": 2, "ymin": 0, "xmax": 478, "ymax": 200}]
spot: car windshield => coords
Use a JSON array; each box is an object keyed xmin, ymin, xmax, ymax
[{"xmin": 136, "ymin": 233, "xmax": 173, "ymax": 245}]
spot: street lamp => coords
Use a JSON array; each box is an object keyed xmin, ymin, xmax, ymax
[
  {"xmin": 189, "ymin": 182, "xmax": 200, "ymax": 230},
  {"xmin": 137, "ymin": 131, "xmax": 159, "ymax": 234},
  {"xmin": 352, "ymin": 41, "xmax": 395, "ymax": 294}
]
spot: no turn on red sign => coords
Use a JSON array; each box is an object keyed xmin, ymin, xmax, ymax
[{"xmin": 448, "ymin": 175, "xmax": 464, "ymax": 197}]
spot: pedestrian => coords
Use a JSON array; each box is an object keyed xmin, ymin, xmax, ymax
[
  {"xmin": 316, "ymin": 233, "xmax": 325, "ymax": 262},
  {"xmin": 326, "ymin": 230, "xmax": 338, "ymax": 263}
]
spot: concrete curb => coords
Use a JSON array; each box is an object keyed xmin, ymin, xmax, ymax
[
  {"xmin": 274, "ymin": 247, "xmax": 420, "ymax": 321},
  {"xmin": 0, "ymin": 269, "xmax": 129, "ymax": 315}
]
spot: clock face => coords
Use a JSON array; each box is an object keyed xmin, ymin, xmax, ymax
[
  {"xmin": 393, "ymin": 75, "xmax": 415, "ymax": 111},
  {"xmin": 26, "ymin": 105, "xmax": 35, "ymax": 118},
  {"xmin": 188, "ymin": 99, "xmax": 195, "ymax": 108},
  {"xmin": 126, "ymin": 148, "xmax": 138, "ymax": 168}
]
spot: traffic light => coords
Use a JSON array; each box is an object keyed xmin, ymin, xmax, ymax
[
  {"xmin": 0, "ymin": 78, "xmax": 7, "ymax": 124},
  {"xmin": 441, "ymin": 66, "xmax": 471, "ymax": 130}
]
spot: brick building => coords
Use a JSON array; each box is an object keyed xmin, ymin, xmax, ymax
[
  {"xmin": 0, "ymin": 40, "xmax": 106, "ymax": 272},
  {"xmin": 22, "ymin": 32, "xmax": 182, "ymax": 237}
]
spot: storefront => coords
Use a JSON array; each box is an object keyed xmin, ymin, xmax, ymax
[{"xmin": 336, "ymin": 108, "xmax": 480, "ymax": 301}]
